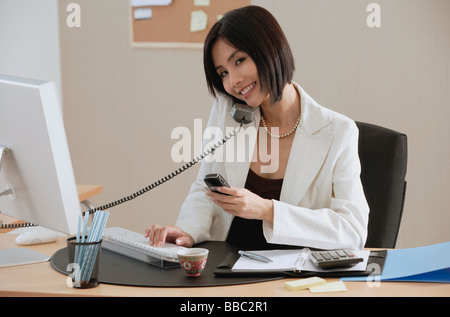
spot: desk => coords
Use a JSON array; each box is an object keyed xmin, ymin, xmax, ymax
[
  {"xmin": 0, "ymin": 234, "xmax": 449, "ymax": 297},
  {"xmin": 76, "ymin": 184, "xmax": 103, "ymax": 203}
]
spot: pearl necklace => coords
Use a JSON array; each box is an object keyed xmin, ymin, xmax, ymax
[{"xmin": 260, "ymin": 112, "xmax": 301, "ymax": 139}]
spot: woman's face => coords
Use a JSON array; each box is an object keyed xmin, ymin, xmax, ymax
[{"xmin": 211, "ymin": 38, "xmax": 269, "ymax": 107}]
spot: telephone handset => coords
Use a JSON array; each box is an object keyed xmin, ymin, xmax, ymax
[
  {"xmin": 80, "ymin": 103, "xmax": 255, "ymax": 216},
  {"xmin": 231, "ymin": 103, "xmax": 257, "ymax": 124}
]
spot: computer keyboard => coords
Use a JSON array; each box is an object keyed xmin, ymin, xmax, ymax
[{"xmin": 102, "ymin": 227, "xmax": 186, "ymax": 268}]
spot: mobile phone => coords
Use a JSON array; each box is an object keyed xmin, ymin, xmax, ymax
[{"xmin": 204, "ymin": 173, "xmax": 230, "ymax": 194}]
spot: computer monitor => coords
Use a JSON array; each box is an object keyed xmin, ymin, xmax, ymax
[{"xmin": 0, "ymin": 74, "xmax": 81, "ymax": 235}]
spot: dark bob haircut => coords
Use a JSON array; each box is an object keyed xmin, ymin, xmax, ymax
[{"xmin": 204, "ymin": 6, "xmax": 295, "ymax": 104}]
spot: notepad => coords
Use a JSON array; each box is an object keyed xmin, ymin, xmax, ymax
[
  {"xmin": 232, "ymin": 249, "xmax": 304, "ymax": 272},
  {"xmin": 231, "ymin": 249, "xmax": 370, "ymax": 273},
  {"xmin": 285, "ymin": 277, "xmax": 326, "ymax": 291},
  {"xmin": 309, "ymin": 281, "xmax": 347, "ymax": 293}
]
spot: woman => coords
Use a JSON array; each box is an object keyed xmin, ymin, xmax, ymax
[{"xmin": 146, "ymin": 6, "xmax": 369, "ymax": 250}]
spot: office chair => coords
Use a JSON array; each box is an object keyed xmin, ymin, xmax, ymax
[{"xmin": 356, "ymin": 122, "xmax": 408, "ymax": 248}]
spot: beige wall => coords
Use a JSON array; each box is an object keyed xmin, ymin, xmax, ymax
[
  {"xmin": 59, "ymin": 0, "xmax": 450, "ymax": 248},
  {"xmin": 0, "ymin": 0, "xmax": 62, "ymax": 98}
]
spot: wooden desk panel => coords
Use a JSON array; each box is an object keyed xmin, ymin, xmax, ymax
[
  {"xmin": 77, "ymin": 185, "xmax": 103, "ymax": 202},
  {"xmin": 0, "ymin": 234, "xmax": 449, "ymax": 297}
]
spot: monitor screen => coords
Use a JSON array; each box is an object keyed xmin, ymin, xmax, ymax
[{"xmin": 0, "ymin": 74, "xmax": 81, "ymax": 235}]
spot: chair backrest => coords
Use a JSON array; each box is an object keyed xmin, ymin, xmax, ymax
[{"xmin": 356, "ymin": 122, "xmax": 407, "ymax": 248}]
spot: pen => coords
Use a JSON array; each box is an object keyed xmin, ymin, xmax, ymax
[{"xmin": 238, "ymin": 250, "xmax": 273, "ymax": 263}]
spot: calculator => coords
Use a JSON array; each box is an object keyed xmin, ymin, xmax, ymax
[{"xmin": 309, "ymin": 249, "xmax": 364, "ymax": 269}]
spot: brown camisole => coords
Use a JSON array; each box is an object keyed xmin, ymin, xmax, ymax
[{"xmin": 226, "ymin": 169, "xmax": 283, "ymax": 249}]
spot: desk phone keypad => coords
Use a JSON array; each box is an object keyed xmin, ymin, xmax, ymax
[{"xmin": 309, "ymin": 249, "xmax": 364, "ymax": 269}]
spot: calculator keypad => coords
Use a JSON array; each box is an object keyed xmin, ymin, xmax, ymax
[{"xmin": 309, "ymin": 249, "xmax": 363, "ymax": 269}]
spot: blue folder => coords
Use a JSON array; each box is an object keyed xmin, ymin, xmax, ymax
[{"xmin": 341, "ymin": 241, "xmax": 450, "ymax": 283}]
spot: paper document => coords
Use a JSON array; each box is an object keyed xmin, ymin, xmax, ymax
[{"xmin": 231, "ymin": 249, "xmax": 370, "ymax": 273}]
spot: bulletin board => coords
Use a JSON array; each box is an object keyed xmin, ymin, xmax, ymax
[{"xmin": 130, "ymin": 0, "xmax": 251, "ymax": 49}]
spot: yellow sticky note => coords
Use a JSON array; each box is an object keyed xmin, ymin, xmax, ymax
[
  {"xmin": 284, "ymin": 277, "xmax": 326, "ymax": 291},
  {"xmin": 309, "ymin": 281, "xmax": 347, "ymax": 293},
  {"xmin": 190, "ymin": 10, "xmax": 208, "ymax": 32}
]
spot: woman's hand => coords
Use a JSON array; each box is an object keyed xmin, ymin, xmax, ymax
[
  {"xmin": 145, "ymin": 224, "xmax": 194, "ymax": 248},
  {"xmin": 206, "ymin": 187, "xmax": 274, "ymax": 223}
]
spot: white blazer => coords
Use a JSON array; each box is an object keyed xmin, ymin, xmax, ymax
[{"xmin": 176, "ymin": 83, "xmax": 369, "ymax": 250}]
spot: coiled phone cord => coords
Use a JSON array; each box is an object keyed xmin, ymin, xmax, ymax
[
  {"xmin": 0, "ymin": 110, "xmax": 248, "ymax": 229},
  {"xmin": 82, "ymin": 121, "xmax": 244, "ymax": 216},
  {"xmin": 0, "ymin": 221, "xmax": 37, "ymax": 230},
  {"xmin": 0, "ymin": 121, "xmax": 244, "ymax": 229}
]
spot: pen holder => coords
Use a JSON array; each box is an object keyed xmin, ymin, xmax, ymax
[{"xmin": 67, "ymin": 237, "xmax": 102, "ymax": 289}]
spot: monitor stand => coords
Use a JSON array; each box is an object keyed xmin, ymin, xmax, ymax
[
  {"xmin": 0, "ymin": 146, "xmax": 10, "ymax": 172},
  {"xmin": 0, "ymin": 146, "xmax": 14, "ymax": 199}
]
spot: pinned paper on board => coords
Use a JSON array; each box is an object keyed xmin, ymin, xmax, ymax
[
  {"xmin": 131, "ymin": 0, "xmax": 172, "ymax": 7},
  {"xmin": 134, "ymin": 8, "xmax": 152, "ymax": 20},
  {"xmin": 130, "ymin": 0, "xmax": 251, "ymax": 48},
  {"xmin": 194, "ymin": 0, "xmax": 210, "ymax": 6},
  {"xmin": 190, "ymin": 10, "xmax": 208, "ymax": 32}
]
